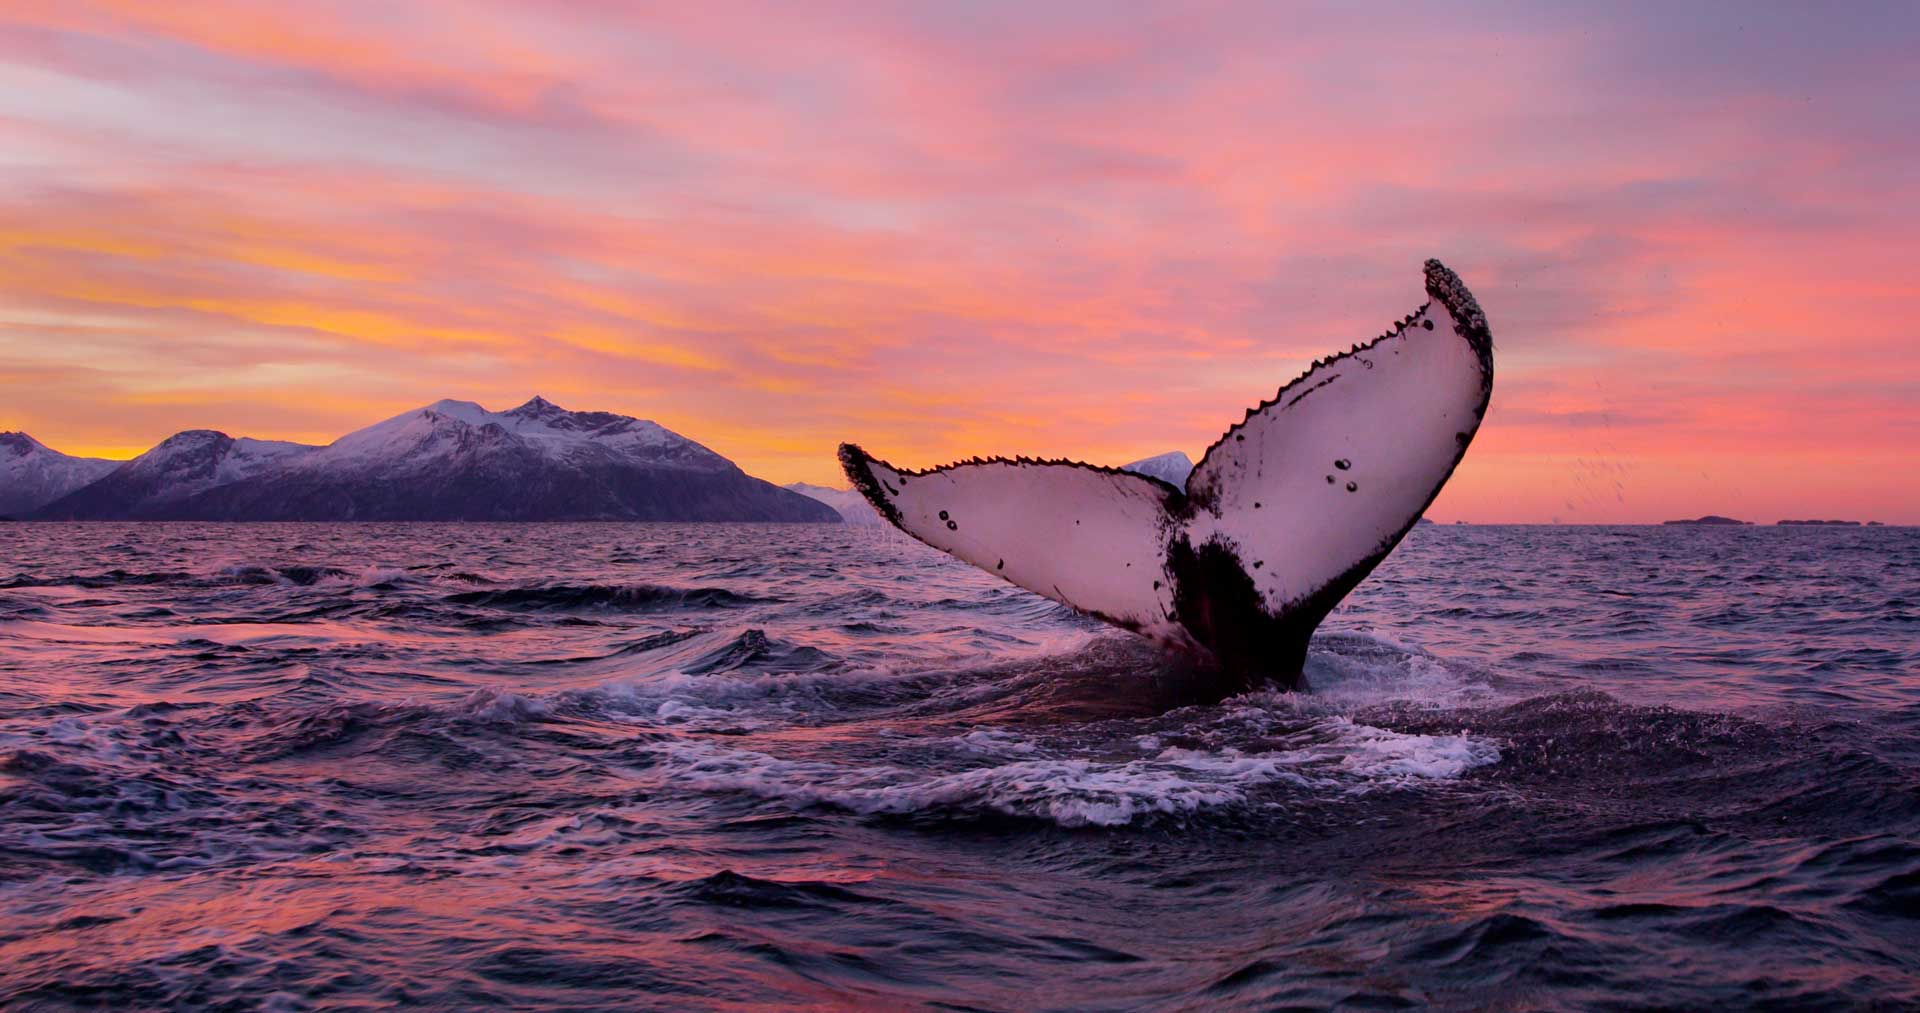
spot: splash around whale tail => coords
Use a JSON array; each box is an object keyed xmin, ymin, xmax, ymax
[{"xmin": 842, "ymin": 260, "xmax": 1493, "ymax": 693}]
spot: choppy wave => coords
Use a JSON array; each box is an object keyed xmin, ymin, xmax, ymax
[
  {"xmin": 1, "ymin": 521, "xmax": 1917, "ymax": 1008},
  {"xmin": 444, "ymin": 581, "xmax": 774, "ymax": 612}
]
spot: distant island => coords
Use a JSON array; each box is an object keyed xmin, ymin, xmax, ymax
[
  {"xmin": 1659, "ymin": 516, "xmax": 1892, "ymax": 527},
  {"xmin": 784, "ymin": 483, "xmax": 882, "ymax": 525},
  {"xmin": 5, "ymin": 398, "xmax": 840, "ymax": 523}
]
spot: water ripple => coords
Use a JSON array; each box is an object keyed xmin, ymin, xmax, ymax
[{"xmin": 0, "ymin": 522, "xmax": 1916, "ymax": 1007}]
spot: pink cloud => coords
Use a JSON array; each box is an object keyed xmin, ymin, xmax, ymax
[{"xmin": 0, "ymin": 2, "xmax": 1914, "ymax": 521}]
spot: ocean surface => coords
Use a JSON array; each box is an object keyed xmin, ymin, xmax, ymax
[{"xmin": 1, "ymin": 522, "xmax": 1916, "ymax": 1010}]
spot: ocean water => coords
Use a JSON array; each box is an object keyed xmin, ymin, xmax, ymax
[{"xmin": 0, "ymin": 522, "xmax": 1916, "ymax": 1010}]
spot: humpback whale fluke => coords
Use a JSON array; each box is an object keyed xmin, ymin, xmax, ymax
[{"xmin": 841, "ymin": 259, "xmax": 1493, "ymax": 694}]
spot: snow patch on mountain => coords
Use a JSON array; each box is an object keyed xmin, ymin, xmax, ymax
[
  {"xmin": 785, "ymin": 483, "xmax": 883, "ymax": 525},
  {"xmin": 139, "ymin": 431, "xmax": 316, "ymax": 489},
  {"xmin": 1121, "ymin": 451, "xmax": 1193, "ymax": 487},
  {"xmin": 217, "ymin": 437, "xmax": 317, "ymax": 484}
]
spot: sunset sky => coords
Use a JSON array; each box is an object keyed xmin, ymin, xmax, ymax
[{"xmin": 1, "ymin": 2, "xmax": 1914, "ymax": 522}]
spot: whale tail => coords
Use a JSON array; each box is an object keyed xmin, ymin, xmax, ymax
[{"xmin": 842, "ymin": 259, "xmax": 1493, "ymax": 693}]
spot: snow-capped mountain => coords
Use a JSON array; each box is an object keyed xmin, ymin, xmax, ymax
[
  {"xmin": 0, "ymin": 433, "xmax": 119, "ymax": 517},
  {"xmin": 784, "ymin": 482, "xmax": 883, "ymax": 525},
  {"xmin": 320, "ymin": 398, "xmax": 733, "ymax": 475},
  {"xmin": 31, "ymin": 397, "xmax": 838, "ymax": 522},
  {"xmin": 31, "ymin": 430, "xmax": 316, "ymax": 520},
  {"xmin": 1121, "ymin": 450, "xmax": 1193, "ymax": 487}
]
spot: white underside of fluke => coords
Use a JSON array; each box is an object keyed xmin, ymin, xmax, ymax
[
  {"xmin": 1184, "ymin": 294, "xmax": 1485, "ymax": 612},
  {"xmin": 847, "ymin": 455, "xmax": 1185, "ymax": 635},
  {"xmin": 842, "ymin": 260, "xmax": 1493, "ymax": 679}
]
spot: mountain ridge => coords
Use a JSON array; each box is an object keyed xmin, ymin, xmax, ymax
[
  {"xmin": 0, "ymin": 432, "xmax": 120, "ymax": 517},
  {"xmin": 24, "ymin": 397, "xmax": 838, "ymax": 523}
]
